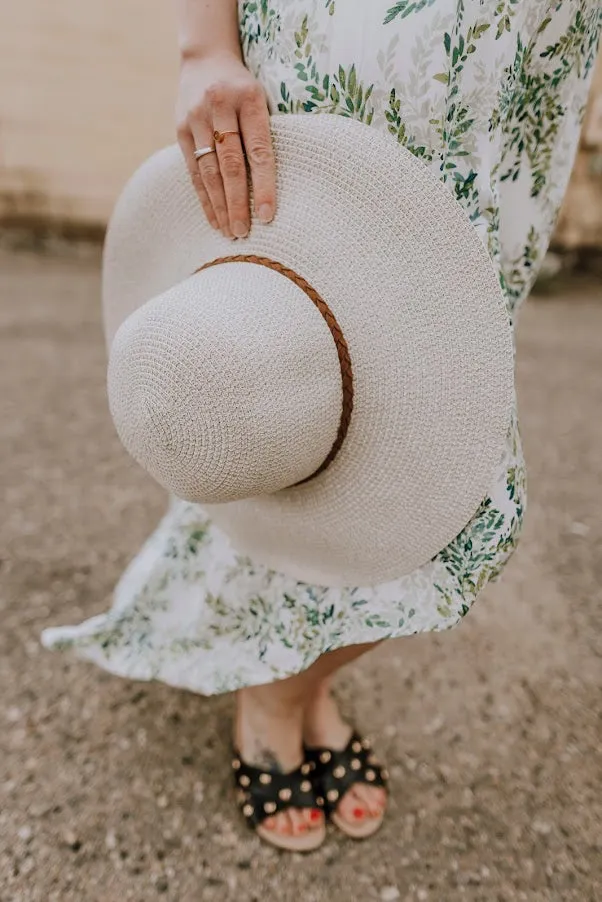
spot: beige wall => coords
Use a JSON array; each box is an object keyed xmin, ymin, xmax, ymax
[
  {"xmin": 0, "ymin": 0, "xmax": 178, "ymax": 226},
  {"xmin": 1, "ymin": 2, "xmax": 602, "ymax": 246}
]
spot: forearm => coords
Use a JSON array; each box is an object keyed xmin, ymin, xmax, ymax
[{"xmin": 175, "ymin": 0, "xmax": 241, "ymax": 62}]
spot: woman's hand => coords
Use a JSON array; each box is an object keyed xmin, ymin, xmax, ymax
[{"xmin": 176, "ymin": 51, "xmax": 276, "ymax": 239}]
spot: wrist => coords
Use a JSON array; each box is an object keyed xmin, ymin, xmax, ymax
[{"xmin": 179, "ymin": 44, "xmax": 242, "ymax": 67}]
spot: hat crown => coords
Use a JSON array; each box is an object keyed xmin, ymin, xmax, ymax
[{"xmin": 107, "ymin": 262, "xmax": 342, "ymax": 502}]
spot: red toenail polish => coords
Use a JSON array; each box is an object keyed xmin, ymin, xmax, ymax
[
  {"xmin": 310, "ymin": 809, "xmax": 321, "ymax": 822},
  {"xmin": 353, "ymin": 807, "xmax": 366, "ymax": 819}
]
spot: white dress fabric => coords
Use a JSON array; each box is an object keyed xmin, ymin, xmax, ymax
[{"xmin": 42, "ymin": 0, "xmax": 602, "ymax": 694}]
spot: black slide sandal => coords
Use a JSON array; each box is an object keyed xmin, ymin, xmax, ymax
[
  {"xmin": 304, "ymin": 731, "xmax": 388, "ymax": 839},
  {"xmin": 232, "ymin": 753, "xmax": 327, "ymax": 851}
]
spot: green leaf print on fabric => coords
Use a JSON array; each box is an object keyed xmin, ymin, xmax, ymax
[
  {"xmin": 430, "ymin": 4, "xmax": 492, "ymax": 225},
  {"xmin": 164, "ymin": 525, "xmax": 209, "ymax": 561},
  {"xmin": 383, "ymin": 0, "xmax": 437, "ymax": 26},
  {"xmin": 433, "ymin": 10, "xmax": 490, "ymax": 162},
  {"xmin": 541, "ymin": 2, "xmax": 602, "ymax": 76},
  {"xmin": 451, "ymin": 170, "xmax": 481, "ymax": 222},
  {"xmin": 278, "ymin": 17, "xmax": 374, "ymax": 122},
  {"xmin": 239, "ymin": 0, "xmax": 281, "ymax": 57},
  {"xmin": 203, "ymin": 588, "xmax": 345, "ymax": 664},
  {"xmin": 385, "ymin": 88, "xmax": 433, "ymax": 159},
  {"xmin": 495, "ymin": 2, "xmax": 602, "ymax": 197},
  {"xmin": 502, "ymin": 226, "xmax": 541, "ymax": 310},
  {"xmin": 437, "ymin": 499, "xmax": 506, "ymax": 597},
  {"xmin": 434, "ymin": 423, "xmax": 527, "ymax": 612},
  {"xmin": 494, "ymin": 0, "xmax": 520, "ymax": 40}
]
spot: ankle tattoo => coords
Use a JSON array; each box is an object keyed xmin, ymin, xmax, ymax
[{"xmin": 249, "ymin": 738, "xmax": 283, "ymax": 772}]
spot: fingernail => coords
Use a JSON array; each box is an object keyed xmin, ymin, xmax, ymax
[
  {"xmin": 233, "ymin": 221, "xmax": 248, "ymax": 239},
  {"xmin": 310, "ymin": 809, "xmax": 321, "ymax": 822},
  {"xmin": 257, "ymin": 204, "xmax": 273, "ymax": 224},
  {"xmin": 353, "ymin": 807, "xmax": 366, "ymax": 819}
]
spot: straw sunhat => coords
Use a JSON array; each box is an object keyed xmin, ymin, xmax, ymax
[{"xmin": 104, "ymin": 114, "xmax": 513, "ymax": 588}]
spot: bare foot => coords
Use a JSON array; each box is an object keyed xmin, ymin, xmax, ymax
[
  {"xmin": 302, "ymin": 680, "xmax": 387, "ymax": 826},
  {"xmin": 235, "ymin": 686, "xmax": 324, "ymax": 838}
]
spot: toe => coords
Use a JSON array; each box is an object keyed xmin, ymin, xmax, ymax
[
  {"xmin": 272, "ymin": 812, "xmax": 292, "ymax": 836},
  {"xmin": 288, "ymin": 809, "xmax": 308, "ymax": 836},
  {"xmin": 307, "ymin": 808, "xmax": 325, "ymax": 831},
  {"xmin": 373, "ymin": 786, "xmax": 388, "ymax": 809},
  {"xmin": 352, "ymin": 783, "xmax": 386, "ymax": 817},
  {"xmin": 336, "ymin": 788, "xmax": 369, "ymax": 825},
  {"xmin": 299, "ymin": 807, "xmax": 316, "ymax": 831}
]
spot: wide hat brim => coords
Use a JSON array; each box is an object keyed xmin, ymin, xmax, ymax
[{"xmin": 103, "ymin": 114, "xmax": 514, "ymax": 588}]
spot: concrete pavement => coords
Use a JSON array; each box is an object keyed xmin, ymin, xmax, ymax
[{"xmin": 0, "ymin": 246, "xmax": 601, "ymax": 901}]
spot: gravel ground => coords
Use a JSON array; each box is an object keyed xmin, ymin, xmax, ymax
[{"xmin": 0, "ymin": 246, "xmax": 601, "ymax": 902}]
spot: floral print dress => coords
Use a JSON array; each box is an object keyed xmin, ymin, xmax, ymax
[{"xmin": 42, "ymin": 0, "xmax": 602, "ymax": 695}]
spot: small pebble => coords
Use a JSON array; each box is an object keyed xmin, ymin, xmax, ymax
[
  {"xmin": 423, "ymin": 715, "xmax": 444, "ymax": 735},
  {"xmin": 532, "ymin": 819, "xmax": 552, "ymax": 836},
  {"xmin": 20, "ymin": 856, "xmax": 35, "ymax": 876},
  {"xmin": 214, "ymin": 830, "xmax": 239, "ymax": 848},
  {"xmin": 461, "ymin": 788, "xmax": 475, "ymax": 809},
  {"xmin": 380, "ymin": 887, "xmax": 400, "ymax": 901},
  {"xmin": 105, "ymin": 831, "xmax": 117, "ymax": 851},
  {"xmin": 62, "ymin": 829, "xmax": 81, "ymax": 851},
  {"xmin": 18, "ymin": 826, "xmax": 33, "ymax": 842}
]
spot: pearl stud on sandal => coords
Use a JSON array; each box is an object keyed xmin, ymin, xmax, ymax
[
  {"xmin": 232, "ymin": 753, "xmax": 326, "ymax": 852},
  {"xmin": 304, "ymin": 732, "xmax": 388, "ymax": 839}
]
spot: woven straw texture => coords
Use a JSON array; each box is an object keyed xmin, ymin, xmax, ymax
[
  {"xmin": 198, "ymin": 254, "xmax": 355, "ymax": 485},
  {"xmin": 104, "ymin": 114, "xmax": 514, "ymax": 587}
]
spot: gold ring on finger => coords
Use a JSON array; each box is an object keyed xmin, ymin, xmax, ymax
[{"xmin": 213, "ymin": 129, "xmax": 240, "ymax": 144}]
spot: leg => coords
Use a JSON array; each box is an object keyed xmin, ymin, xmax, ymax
[
  {"xmin": 302, "ymin": 646, "xmax": 388, "ymax": 823},
  {"xmin": 235, "ymin": 641, "xmax": 379, "ymax": 838}
]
